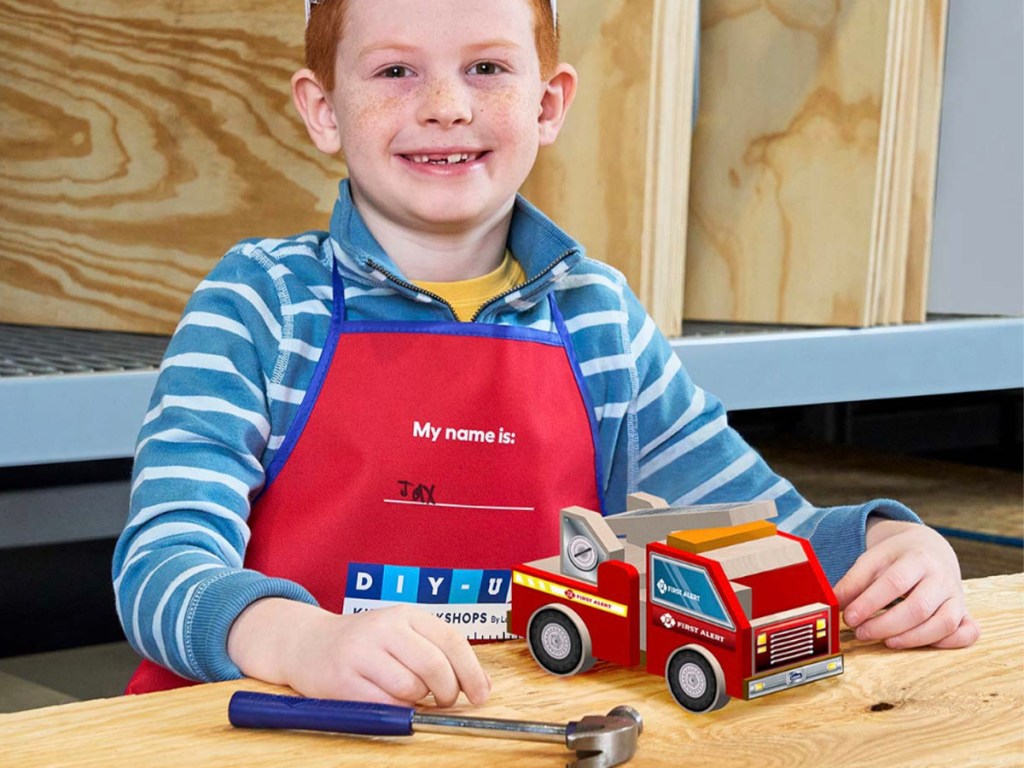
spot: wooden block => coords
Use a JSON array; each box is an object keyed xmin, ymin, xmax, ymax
[
  {"xmin": 730, "ymin": 581, "xmax": 752, "ymax": 620},
  {"xmin": 625, "ymin": 492, "xmax": 669, "ymax": 511},
  {"xmin": 607, "ymin": 500, "xmax": 777, "ymax": 547},
  {"xmin": 701, "ymin": 536, "xmax": 807, "ymax": 580},
  {"xmin": 667, "ymin": 519, "xmax": 776, "ymax": 553}
]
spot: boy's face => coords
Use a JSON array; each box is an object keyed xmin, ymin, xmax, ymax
[{"xmin": 313, "ymin": 0, "xmax": 572, "ymax": 235}]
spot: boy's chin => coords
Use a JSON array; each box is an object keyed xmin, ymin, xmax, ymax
[{"xmin": 400, "ymin": 199, "xmax": 514, "ymax": 233}]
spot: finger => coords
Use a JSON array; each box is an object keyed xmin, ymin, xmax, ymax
[
  {"xmin": 931, "ymin": 614, "xmax": 981, "ymax": 650},
  {"xmin": 843, "ymin": 554, "xmax": 925, "ymax": 630},
  {"xmin": 834, "ymin": 544, "xmax": 897, "ymax": 611},
  {"xmin": 410, "ymin": 612, "xmax": 490, "ymax": 706},
  {"xmin": 361, "ymin": 652, "xmax": 432, "ymax": 705},
  {"xmin": 875, "ymin": 596, "xmax": 963, "ymax": 648},
  {"xmin": 384, "ymin": 627, "xmax": 461, "ymax": 707},
  {"xmin": 346, "ymin": 673, "xmax": 418, "ymax": 706},
  {"xmin": 853, "ymin": 576, "xmax": 946, "ymax": 642},
  {"xmin": 297, "ymin": 661, "xmax": 418, "ymax": 706}
]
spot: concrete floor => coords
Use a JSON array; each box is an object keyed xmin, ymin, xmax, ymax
[{"xmin": 0, "ymin": 641, "xmax": 140, "ymax": 714}]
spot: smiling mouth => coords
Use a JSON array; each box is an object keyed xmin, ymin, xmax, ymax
[{"xmin": 402, "ymin": 152, "xmax": 487, "ymax": 166}]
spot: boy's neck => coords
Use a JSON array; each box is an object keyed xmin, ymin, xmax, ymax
[{"xmin": 351, "ymin": 189, "xmax": 515, "ymax": 282}]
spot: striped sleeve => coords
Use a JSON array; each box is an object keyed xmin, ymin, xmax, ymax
[
  {"xmin": 112, "ymin": 249, "xmax": 317, "ymax": 683},
  {"xmin": 593, "ymin": 274, "xmax": 922, "ymax": 584}
]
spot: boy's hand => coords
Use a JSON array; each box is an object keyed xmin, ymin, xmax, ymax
[
  {"xmin": 228, "ymin": 598, "xmax": 491, "ymax": 707},
  {"xmin": 834, "ymin": 519, "xmax": 980, "ymax": 650}
]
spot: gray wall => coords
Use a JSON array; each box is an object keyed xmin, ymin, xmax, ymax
[{"xmin": 928, "ymin": 0, "xmax": 1024, "ymax": 316}]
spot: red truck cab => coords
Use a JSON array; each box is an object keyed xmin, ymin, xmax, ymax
[{"xmin": 509, "ymin": 496, "xmax": 844, "ymax": 713}]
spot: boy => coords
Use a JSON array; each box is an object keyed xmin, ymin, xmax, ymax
[{"xmin": 114, "ymin": 0, "xmax": 978, "ymax": 706}]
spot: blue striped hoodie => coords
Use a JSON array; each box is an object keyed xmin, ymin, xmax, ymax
[{"xmin": 113, "ymin": 180, "xmax": 919, "ymax": 683}]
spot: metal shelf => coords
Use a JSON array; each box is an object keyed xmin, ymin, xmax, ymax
[
  {"xmin": 673, "ymin": 315, "xmax": 1024, "ymax": 411},
  {"xmin": 0, "ymin": 316, "xmax": 1021, "ymax": 468}
]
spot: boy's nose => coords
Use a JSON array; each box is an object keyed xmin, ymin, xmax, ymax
[{"xmin": 417, "ymin": 77, "xmax": 473, "ymax": 127}]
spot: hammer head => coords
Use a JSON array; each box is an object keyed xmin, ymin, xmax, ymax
[{"xmin": 564, "ymin": 706, "xmax": 643, "ymax": 768}]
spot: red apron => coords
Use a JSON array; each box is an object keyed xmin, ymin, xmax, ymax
[{"xmin": 127, "ymin": 265, "xmax": 604, "ymax": 694}]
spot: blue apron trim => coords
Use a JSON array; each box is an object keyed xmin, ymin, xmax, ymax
[
  {"xmin": 340, "ymin": 319, "xmax": 563, "ymax": 346},
  {"xmin": 260, "ymin": 263, "xmax": 347, "ymax": 489},
  {"xmin": 549, "ymin": 293, "xmax": 608, "ymax": 517},
  {"xmin": 263, "ymin": 265, "xmax": 607, "ymax": 514}
]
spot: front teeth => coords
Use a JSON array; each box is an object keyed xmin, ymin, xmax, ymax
[{"xmin": 409, "ymin": 153, "xmax": 474, "ymax": 164}]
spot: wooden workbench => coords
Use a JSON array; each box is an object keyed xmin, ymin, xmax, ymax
[{"xmin": 2, "ymin": 574, "xmax": 1021, "ymax": 767}]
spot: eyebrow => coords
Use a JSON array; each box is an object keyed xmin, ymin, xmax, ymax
[
  {"xmin": 463, "ymin": 39, "xmax": 523, "ymax": 53},
  {"xmin": 357, "ymin": 38, "xmax": 523, "ymax": 60},
  {"xmin": 357, "ymin": 42, "xmax": 419, "ymax": 60}
]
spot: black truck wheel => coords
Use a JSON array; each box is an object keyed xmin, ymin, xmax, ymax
[
  {"xmin": 526, "ymin": 607, "xmax": 594, "ymax": 676},
  {"xmin": 666, "ymin": 647, "xmax": 730, "ymax": 713}
]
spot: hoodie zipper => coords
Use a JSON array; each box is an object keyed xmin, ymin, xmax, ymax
[
  {"xmin": 364, "ymin": 259, "xmax": 459, "ymax": 319},
  {"xmin": 363, "ymin": 249, "xmax": 577, "ymax": 323},
  {"xmin": 470, "ymin": 248, "xmax": 576, "ymax": 322}
]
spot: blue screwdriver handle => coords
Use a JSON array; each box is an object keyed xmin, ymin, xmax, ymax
[{"xmin": 228, "ymin": 691, "xmax": 415, "ymax": 737}]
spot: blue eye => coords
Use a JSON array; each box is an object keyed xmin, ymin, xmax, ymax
[
  {"xmin": 469, "ymin": 61, "xmax": 505, "ymax": 75},
  {"xmin": 379, "ymin": 65, "xmax": 413, "ymax": 78}
]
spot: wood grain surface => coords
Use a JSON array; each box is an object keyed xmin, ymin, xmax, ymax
[
  {"xmin": 2, "ymin": 0, "xmax": 699, "ymax": 335},
  {"xmin": 522, "ymin": 0, "xmax": 699, "ymax": 336},
  {"xmin": 0, "ymin": 574, "xmax": 1020, "ymax": 767},
  {"xmin": 686, "ymin": 0, "xmax": 893, "ymax": 327},
  {"xmin": 0, "ymin": 0, "xmax": 341, "ymax": 333},
  {"xmin": 521, "ymin": 0, "xmax": 653, "ymax": 293}
]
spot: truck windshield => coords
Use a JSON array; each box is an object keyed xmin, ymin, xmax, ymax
[{"xmin": 650, "ymin": 554, "xmax": 734, "ymax": 630}]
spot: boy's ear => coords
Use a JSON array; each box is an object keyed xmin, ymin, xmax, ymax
[
  {"xmin": 537, "ymin": 63, "xmax": 578, "ymax": 146},
  {"xmin": 292, "ymin": 68, "xmax": 343, "ymax": 155}
]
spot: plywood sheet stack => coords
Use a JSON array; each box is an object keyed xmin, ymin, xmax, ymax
[
  {"xmin": 522, "ymin": 0, "xmax": 700, "ymax": 337},
  {"xmin": 684, "ymin": 0, "xmax": 949, "ymax": 328},
  {"xmin": 0, "ymin": 0, "xmax": 338, "ymax": 334}
]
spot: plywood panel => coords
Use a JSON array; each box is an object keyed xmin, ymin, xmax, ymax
[
  {"xmin": 903, "ymin": 0, "xmax": 949, "ymax": 322},
  {"xmin": 0, "ymin": 1, "xmax": 340, "ymax": 333},
  {"xmin": 685, "ymin": 0, "xmax": 892, "ymax": 327},
  {"xmin": 874, "ymin": 0, "xmax": 926, "ymax": 324},
  {"xmin": 523, "ymin": 0, "xmax": 698, "ymax": 336},
  {"xmin": 522, "ymin": 0, "xmax": 655, "ymax": 309},
  {"xmin": 867, "ymin": 0, "xmax": 905, "ymax": 325},
  {"xmin": 639, "ymin": 0, "xmax": 698, "ymax": 336}
]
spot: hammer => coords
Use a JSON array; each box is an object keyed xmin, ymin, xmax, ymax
[{"xmin": 229, "ymin": 691, "xmax": 642, "ymax": 767}]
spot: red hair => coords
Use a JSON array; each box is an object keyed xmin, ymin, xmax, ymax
[{"xmin": 305, "ymin": 0, "xmax": 560, "ymax": 92}]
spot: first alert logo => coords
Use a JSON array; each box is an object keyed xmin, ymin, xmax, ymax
[
  {"xmin": 660, "ymin": 612, "xmax": 676, "ymax": 629},
  {"xmin": 656, "ymin": 578, "xmax": 700, "ymax": 602}
]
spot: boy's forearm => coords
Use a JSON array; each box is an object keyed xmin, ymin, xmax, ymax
[{"xmin": 227, "ymin": 597, "xmax": 321, "ymax": 685}]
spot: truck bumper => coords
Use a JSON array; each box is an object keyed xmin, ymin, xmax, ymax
[{"xmin": 744, "ymin": 653, "xmax": 844, "ymax": 700}]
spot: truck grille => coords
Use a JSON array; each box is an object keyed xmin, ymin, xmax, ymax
[{"xmin": 769, "ymin": 623, "xmax": 814, "ymax": 666}]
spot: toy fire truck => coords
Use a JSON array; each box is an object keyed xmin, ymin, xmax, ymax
[{"xmin": 509, "ymin": 495, "xmax": 844, "ymax": 713}]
